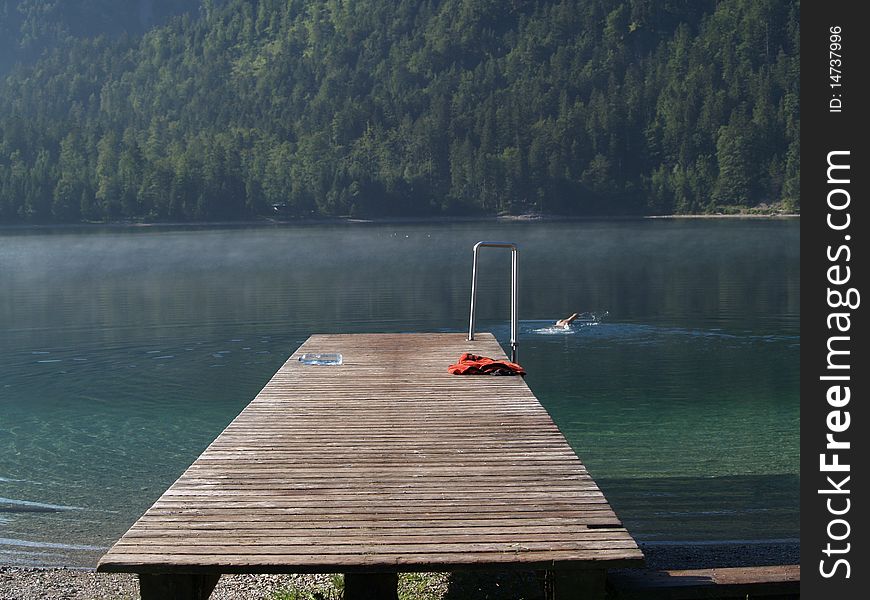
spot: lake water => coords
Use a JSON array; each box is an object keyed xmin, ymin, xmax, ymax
[{"xmin": 0, "ymin": 219, "xmax": 799, "ymax": 569}]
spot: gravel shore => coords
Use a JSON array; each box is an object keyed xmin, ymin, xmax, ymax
[
  {"xmin": 0, "ymin": 568, "xmax": 550, "ymax": 600},
  {"xmin": 1, "ymin": 569, "xmax": 343, "ymax": 600},
  {"xmin": 0, "ymin": 541, "xmax": 799, "ymax": 599}
]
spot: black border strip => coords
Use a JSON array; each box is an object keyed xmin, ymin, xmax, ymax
[{"xmin": 801, "ymin": 2, "xmax": 867, "ymax": 597}]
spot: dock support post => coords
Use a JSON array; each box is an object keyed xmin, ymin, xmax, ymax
[
  {"xmin": 544, "ymin": 569, "xmax": 606, "ymax": 600},
  {"xmin": 344, "ymin": 572, "xmax": 399, "ymax": 600},
  {"xmin": 138, "ymin": 573, "xmax": 220, "ymax": 600}
]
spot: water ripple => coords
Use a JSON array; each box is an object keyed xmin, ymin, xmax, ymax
[
  {"xmin": 0, "ymin": 537, "xmax": 104, "ymax": 551},
  {"xmin": 0, "ymin": 497, "xmax": 84, "ymax": 513}
]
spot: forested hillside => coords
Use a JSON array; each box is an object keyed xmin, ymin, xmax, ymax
[
  {"xmin": 0, "ymin": 0, "xmax": 799, "ymax": 223},
  {"xmin": 0, "ymin": 1, "xmax": 200, "ymax": 73}
]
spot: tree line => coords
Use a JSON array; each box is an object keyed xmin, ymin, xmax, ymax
[{"xmin": 0, "ymin": 0, "xmax": 800, "ymax": 223}]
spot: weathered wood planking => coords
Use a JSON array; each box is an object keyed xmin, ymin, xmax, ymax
[{"xmin": 98, "ymin": 333, "xmax": 642, "ymax": 575}]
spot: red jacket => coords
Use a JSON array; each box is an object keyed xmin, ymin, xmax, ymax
[{"xmin": 447, "ymin": 352, "xmax": 526, "ymax": 376}]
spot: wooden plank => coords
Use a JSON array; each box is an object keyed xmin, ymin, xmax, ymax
[
  {"xmin": 125, "ymin": 515, "xmax": 625, "ymax": 528},
  {"xmin": 120, "ymin": 527, "xmax": 624, "ymax": 539},
  {"xmin": 98, "ymin": 333, "xmax": 642, "ymax": 575},
  {"xmin": 100, "ymin": 549, "xmax": 642, "ymax": 572},
  {"xmin": 607, "ymin": 565, "xmax": 799, "ymax": 599}
]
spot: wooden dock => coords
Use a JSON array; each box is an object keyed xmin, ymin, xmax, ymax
[{"xmin": 98, "ymin": 333, "xmax": 643, "ymax": 599}]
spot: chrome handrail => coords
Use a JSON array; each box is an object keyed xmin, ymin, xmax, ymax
[{"xmin": 467, "ymin": 241, "xmax": 519, "ymax": 363}]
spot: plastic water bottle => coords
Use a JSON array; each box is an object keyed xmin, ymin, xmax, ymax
[{"xmin": 298, "ymin": 353, "xmax": 343, "ymax": 365}]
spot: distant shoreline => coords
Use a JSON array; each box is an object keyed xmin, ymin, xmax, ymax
[
  {"xmin": 644, "ymin": 213, "xmax": 799, "ymax": 219},
  {"xmin": 0, "ymin": 212, "xmax": 800, "ymax": 232}
]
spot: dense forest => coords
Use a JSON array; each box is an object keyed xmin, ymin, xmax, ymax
[
  {"xmin": 0, "ymin": 0, "xmax": 799, "ymax": 223},
  {"xmin": 0, "ymin": 1, "xmax": 200, "ymax": 74}
]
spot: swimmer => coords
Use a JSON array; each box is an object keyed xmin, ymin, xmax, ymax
[{"xmin": 555, "ymin": 313, "xmax": 579, "ymax": 328}]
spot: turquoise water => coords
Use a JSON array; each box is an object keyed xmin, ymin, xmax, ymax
[{"xmin": 0, "ymin": 219, "xmax": 799, "ymax": 568}]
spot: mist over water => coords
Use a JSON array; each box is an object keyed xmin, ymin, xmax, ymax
[{"xmin": 0, "ymin": 219, "xmax": 799, "ymax": 568}]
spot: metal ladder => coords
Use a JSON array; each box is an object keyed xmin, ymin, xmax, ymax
[{"xmin": 467, "ymin": 241, "xmax": 519, "ymax": 363}]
